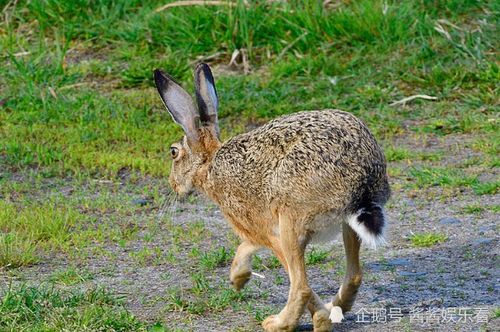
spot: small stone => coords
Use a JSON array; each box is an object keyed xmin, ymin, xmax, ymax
[
  {"xmin": 387, "ymin": 258, "xmax": 410, "ymax": 266},
  {"xmin": 398, "ymin": 271, "xmax": 427, "ymax": 277},
  {"xmin": 473, "ymin": 238, "xmax": 493, "ymax": 245},
  {"xmin": 406, "ymin": 199, "xmax": 416, "ymax": 207},
  {"xmin": 366, "ymin": 262, "xmax": 384, "ymax": 272},
  {"xmin": 478, "ymin": 225, "xmax": 495, "ymax": 232},
  {"xmin": 132, "ymin": 198, "xmax": 150, "ymax": 206},
  {"xmin": 439, "ymin": 217, "xmax": 461, "ymax": 225}
]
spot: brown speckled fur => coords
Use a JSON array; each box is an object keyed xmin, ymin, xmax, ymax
[
  {"xmin": 155, "ymin": 65, "xmax": 390, "ymax": 332},
  {"xmin": 204, "ymin": 110, "xmax": 390, "ymax": 242}
]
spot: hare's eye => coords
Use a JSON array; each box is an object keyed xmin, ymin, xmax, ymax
[{"xmin": 170, "ymin": 147, "xmax": 179, "ymax": 159}]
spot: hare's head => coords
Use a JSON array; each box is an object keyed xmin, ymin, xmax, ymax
[{"xmin": 154, "ymin": 64, "xmax": 221, "ymax": 196}]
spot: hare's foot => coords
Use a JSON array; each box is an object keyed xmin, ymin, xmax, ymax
[
  {"xmin": 262, "ymin": 314, "xmax": 294, "ymax": 332},
  {"xmin": 229, "ymin": 240, "xmax": 259, "ymax": 291},
  {"xmin": 312, "ymin": 308, "xmax": 333, "ymax": 332},
  {"xmin": 308, "ymin": 291, "xmax": 333, "ymax": 332},
  {"xmin": 326, "ymin": 280, "xmax": 360, "ymax": 313},
  {"xmin": 230, "ymin": 270, "xmax": 251, "ymax": 291},
  {"xmin": 262, "ymin": 287, "xmax": 311, "ymax": 331}
]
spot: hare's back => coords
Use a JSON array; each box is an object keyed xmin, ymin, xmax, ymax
[{"xmin": 213, "ymin": 110, "xmax": 388, "ymax": 207}]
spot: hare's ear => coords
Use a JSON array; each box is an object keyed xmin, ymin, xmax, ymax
[
  {"xmin": 194, "ymin": 63, "xmax": 219, "ymax": 137},
  {"xmin": 154, "ymin": 69, "xmax": 200, "ymax": 143}
]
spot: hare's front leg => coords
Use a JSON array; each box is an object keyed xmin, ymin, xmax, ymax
[
  {"xmin": 230, "ymin": 240, "xmax": 260, "ymax": 291},
  {"xmin": 326, "ymin": 222, "xmax": 362, "ymax": 313},
  {"xmin": 262, "ymin": 213, "xmax": 311, "ymax": 332},
  {"xmin": 269, "ymin": 237, "xmax": 332, "ymax": 332}
]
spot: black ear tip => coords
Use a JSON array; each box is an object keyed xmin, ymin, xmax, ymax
[
  {"xmin": 153, "ymin": 69, "xmax": 166, "ymax": 90},
  {"xmin": 153, "ymin": 69, "xmax": 165, "ymax": 79},
  {"xmin": 196, "ymin": 62, "xmax": 211, "ymax": 73},
  {"xmin": 195, "ymin": 63, "xmax": 215, "ymax": 84},
  {"xmin": 154, "ymin": 69, "xmax": 182, "ymax": 88},
  {"xmin": 196, "ymin": 62, "xmax": 208, "ymax": 69}
]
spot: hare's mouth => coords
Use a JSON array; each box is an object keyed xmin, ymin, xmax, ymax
[
  {"xmin": 176, "ymin": 190, "xmax": 195, "ymax": 203},
  {"xmin": 170, "ymin": 182, "xmax": 195, "ymax": 200}
]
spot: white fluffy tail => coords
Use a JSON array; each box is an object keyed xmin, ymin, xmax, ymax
[{"xmin": 347, "ymin": 206, "xmax": 387, "ymax": 249}]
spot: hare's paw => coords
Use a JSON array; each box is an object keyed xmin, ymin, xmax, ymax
[
  {"xmin": 312, "ymin": 308, "xmax": 333, "ymax": 332},
  {"xmin": 328, "ymin": 294, "xmax": 352, "ymax": 313},
  {"xmin": 262, "ymin": 314, "xmax": 294, "ymax": 332},
  {"xmin": 230, "ymin": 270, "xmax": 251, "ymax": 291}
]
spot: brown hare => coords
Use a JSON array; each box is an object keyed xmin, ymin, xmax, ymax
[{"xmin": 154, "ymin": 63, "xmax": 390, "ymax": 332}]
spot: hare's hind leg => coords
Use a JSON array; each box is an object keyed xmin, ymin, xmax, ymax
[
  {"xmin": 262, "ymin": 212, "xmax": 311, "ymax": 332},
  {"xmin": 326, "ymin": 222, "xmax": 362, "ymax": 313},
  {"xmin": 230, "ymin": 240, "xmax": 260, "ymax": 291}
]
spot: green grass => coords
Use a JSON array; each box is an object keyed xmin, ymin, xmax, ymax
[
  {"xmin": 306, "ymin": 247, "xmax": 330, "ymax": 265},
  {"xmin": 252, "ymin": 305, "xmax": 277, "ymax": 323},
  {"xmin": 409, "ymin": 232, "xmax": 448, "ymax": 247},
  {"xmin": 0, "ymin": 200, "xmax": 84, "ymax": 268},
  {"xmin": 49, "ymin": 267, "xmax": 94, "ymax": 286},
  {"xmin": 385, "ymin": 146, "xmax": 443, "ymax": 162},
  {"xmin": 1, "ymin": 0, "xmax": 498, "ymax": 177},
  {"xmin": 407, "ymin": 167, "xmax": 498, "ymax": 195},
  {"xmin": 472, "ymin": 137, "xmax": 500, "ymax": 156},
  {"xmin": 166, "ymin": 283, "xmax": 245, "ymax": 315},
  {"xmin": 462, "ymin": 204, "xmax": 485, "ymax": 214},
  {"xmin": 409, "ymin": 167, "xmax": 478, "ymax": 187},
  {"xmin": 165, "ymin": 266, "xmax": 246, "ymax": 315},
  {"xmin": 252, "ymin": 255, "xmax": 282, "ymax": 271},
  {"xmin": 494, "ymin": 308, "xmax": 500, "ymax": 319},
  {"xmin": 385, "ymin": 147, "xmax": 413, "ymax": 162},
  {"xmin": 0, "ymin": 174, "xmax": 172, "ymax": 269},
  {"xmin": 472, "ymin": 181, "xmax": 499, "ymax": 195},
  {"xmin": 198, "ymin": 246, "xmax": 232, "ymax": 270},
  {"xmin": 0, "ymin": 284, "xmax": 146, "ymax": 331},
  {"xmin": 129, "ymin": 246, "xmax": 165, "ymax": 266}
]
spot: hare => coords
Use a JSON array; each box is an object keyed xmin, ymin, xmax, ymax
[{"xmin": 154, "ymin": 63, "xmax": 390, "ymax": 332}]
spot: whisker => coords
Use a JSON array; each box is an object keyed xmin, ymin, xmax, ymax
[
  {"xmin": 157, "ymin": 191, "xmax": 175, "ymax": 221},
  {"xmin": 157, "ymin": 197, "xmax": 167, "ymax": 218},
  {"xmin": 167, "ymin": 194, "xmax": 179, "ymax": 221}
]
